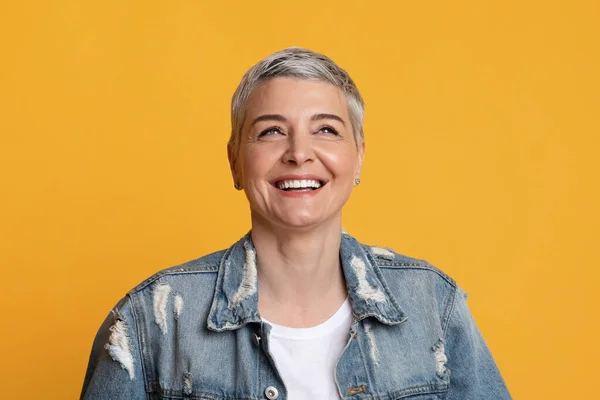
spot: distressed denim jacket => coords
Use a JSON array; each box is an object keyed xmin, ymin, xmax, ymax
[{"xmin": 81, "ymin": 232, "xmax": 511, "ymax": 400}]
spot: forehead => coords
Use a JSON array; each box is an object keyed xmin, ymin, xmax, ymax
[{"xmin": 245, "ymin": 77, "xmax": 349, "ymax": 120}]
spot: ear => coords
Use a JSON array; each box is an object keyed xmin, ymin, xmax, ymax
[
  {"xmin": 227, "ymin": 143, "xmax": 239, "ymax": 186},
  {"xmin": 355, "ymin": 141, "xmax": 366, "ymax": 178}
]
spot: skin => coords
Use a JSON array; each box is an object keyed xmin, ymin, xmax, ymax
[{"xmin": 228, "ymin": 77, "xmax": 365, "ymax": 327}]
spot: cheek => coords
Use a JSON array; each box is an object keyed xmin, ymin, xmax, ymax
[
  {"xmin": 241, "ymin": 145, "xmax": 279, "ymax": 179},
  {"xmin": 317, "ymin": 144, "xmax": 357, "ymax": 177}
]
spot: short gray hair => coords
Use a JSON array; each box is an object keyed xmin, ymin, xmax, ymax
[{"xmin": 229, "ymin": 47, "xmax": 365, "ymax": 153}]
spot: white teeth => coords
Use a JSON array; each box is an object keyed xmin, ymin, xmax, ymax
[{"xmin": 276, "ymin": 179, "xmax": 323, "ymax": 190}]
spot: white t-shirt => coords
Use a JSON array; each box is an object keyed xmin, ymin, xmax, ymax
[{"xmin": 263, "ymin": 298, "xmax": 353, "ymax": 400}]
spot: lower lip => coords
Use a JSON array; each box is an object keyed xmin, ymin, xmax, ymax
[{"xmin": 273, "ymin": 185, "xmax": 325, "ymax": 197}]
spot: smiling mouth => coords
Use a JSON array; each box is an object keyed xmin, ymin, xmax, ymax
[{"xmin": 273, "ymin": 179, "xmax": 327, "ymax": 191}]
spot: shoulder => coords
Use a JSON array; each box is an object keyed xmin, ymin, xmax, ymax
[
  {"xmin": 354, "ymin": 238, "xmax": 461, "ymax": 314},
  {"xmin": 355, "ymin": 238, "xmax": 463, "ymax": 332},
  {"xmin": 126, "ymin": 248, "xmax": 226, "ymax": 296},
  {"xmin": 359, "ymin": 241, "xmax": 457, "ymax": 288},
  {"xmin": 107, "ymin": 248, "xmax": 231, "ymax": 339}
]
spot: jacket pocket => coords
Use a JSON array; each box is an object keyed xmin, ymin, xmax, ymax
[{"xmin": 390, "ymin": 385, "xmax": 448, "ymax": 400}]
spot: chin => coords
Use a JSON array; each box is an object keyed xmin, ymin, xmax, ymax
[
  {"xmin": 274, "ymin": 209, "xmax": 342, "ymax": 231},
  {"xmin": 251, "ymin": 203, "xmax": 343, "ymax": 231},
  {"xmin": 277, "ymin": 215, "xmax": 322, "ymax": 230}
]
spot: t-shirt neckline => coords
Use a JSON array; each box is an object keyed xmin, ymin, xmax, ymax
[{"xmin": 262, "ymin": 297, "xmax": 352, "ymax": 340}]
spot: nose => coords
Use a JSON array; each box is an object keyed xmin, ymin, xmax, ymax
[{"xmin": 282, "ymin": 133, "xmax": 314, "ymax": 165}]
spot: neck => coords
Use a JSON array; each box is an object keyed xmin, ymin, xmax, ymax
[{"xmin": 250, "ymin": 213, "xmax": 348, "ymax": 327}]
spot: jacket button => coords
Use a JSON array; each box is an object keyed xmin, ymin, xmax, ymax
[
  {"xmin": 265, "ymin": 386, "xmax": 279, "ymax": 400},
  {"xmin": 253, "ymin": 333, "xmax": 261, "ymax": 346}
]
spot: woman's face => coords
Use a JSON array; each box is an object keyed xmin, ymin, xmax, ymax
[{"xmin": 230, "ymin": 77, "xmax": 365, "ymax": 230}]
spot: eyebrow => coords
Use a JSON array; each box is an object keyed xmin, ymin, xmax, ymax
[
  {"xmin": 250, "ymin": 114, "xmax": 287, "ymax": 127},
  {"xmin": 250, "ymin": 113, "xmax": 346, "ymax": 128},
  {"xmin": 311, "ymin": 113, "xmax": 346, "ymax": 126}
]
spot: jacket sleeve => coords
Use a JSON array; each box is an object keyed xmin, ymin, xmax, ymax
[
  {"xmin": 80, "ymin": 296, "xmax": 147, "ymax": 400},
  {"xmin": 444, "ymin": 287, "xmax": 512, "ymax": 400}
]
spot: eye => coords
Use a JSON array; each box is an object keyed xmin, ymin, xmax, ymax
[
  {"xmin": 317, "ymin": 126, "xmax": 339, "ymax": 135},
  {"xmin": 258, "ymin": 126, "xmax": 284, "ymax": 137}
]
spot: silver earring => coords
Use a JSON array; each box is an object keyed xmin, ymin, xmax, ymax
[
  {"xmin": 354, "ymin": 178, "xmax": 361, "ymax": 186},
  {"xmin": 234, "ymin": 182, "xmax": 241, "ymax": 190}
]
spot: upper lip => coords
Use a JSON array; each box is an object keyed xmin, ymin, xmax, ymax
[{"xmin": 270, "ymin": 174, "xmax": 328, "ymax": 186}]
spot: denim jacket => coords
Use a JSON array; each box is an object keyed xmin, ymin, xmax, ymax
[{"xmin": 81, "ymin": 231, "xmax": 511, "ymax": 400}]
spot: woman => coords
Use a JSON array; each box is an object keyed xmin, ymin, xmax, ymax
[{"xmin": 81, "ymin": 47, "xmax": 511, "ymax": 400}]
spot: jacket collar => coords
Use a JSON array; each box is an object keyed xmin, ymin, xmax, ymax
[{"xmin": 207, "ymin": 231, "xmax": 407, "ymax": 332}]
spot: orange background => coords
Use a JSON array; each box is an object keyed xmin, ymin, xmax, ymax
[{"xmin": 1, "ymin": 1, "xmax": 598, "ymax": 398}]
